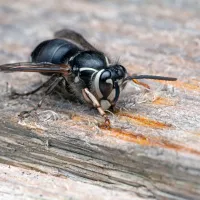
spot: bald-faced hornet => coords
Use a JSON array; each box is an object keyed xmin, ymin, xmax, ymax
[{"xmin": 0, "ymin": 29, "xmax": 177, "ymax": 126}]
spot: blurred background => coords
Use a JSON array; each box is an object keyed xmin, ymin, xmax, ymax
[
  {"xmin": 0, "ymin": 1, "xmax": 200, "ymax": 200},
  {"xmin": 1, "ymin": 0, "xmax": 200, "ymax": 79}
]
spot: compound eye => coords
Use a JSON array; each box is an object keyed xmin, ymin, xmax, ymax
[
  {"xmin": 100, "ymin": 70, "xmax": 111, "ymax": 81},
  {"xmin": 117, "ymin": 65, "xmax": 126, "ymax": 78},
  {"xmin": 99, "ymin": 70, "xmax": 113, "ymax": 98},
  {"xmin": 119, "ymin": 65, "xmax": 126, "ymax": 72}
]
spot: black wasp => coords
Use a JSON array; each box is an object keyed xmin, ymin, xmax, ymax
[{"xmin": 0, "ymin": 29, "xmax": 177, "ymax": 126}]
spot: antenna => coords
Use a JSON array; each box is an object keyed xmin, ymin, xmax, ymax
[{"xmin": 125, "ymin": 74, "xmax": 177, "ymax": 81}]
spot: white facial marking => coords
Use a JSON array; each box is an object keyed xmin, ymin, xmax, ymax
[
  {"xmin": 94, "ymin": 69, "xmax": 104, "ymax": 98},
  {"xmin": 100, "ymin": 100, "xmax": 111, "ymax": 110},
  {"xmin": 106, "ymin": 79, "xmax": 113, "ymax": 84},
  {"xmin": 117, "ymin": 79, "xmax": 123, "ymax": 85}
]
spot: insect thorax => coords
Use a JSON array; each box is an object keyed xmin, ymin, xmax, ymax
[{"xmin": 69, "ymin": 51, "xmax": 108, "ymax": 87}]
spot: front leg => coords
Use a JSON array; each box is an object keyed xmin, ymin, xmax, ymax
[{"xmin": 82, "ymin": 88, "xmax": 110, "ymax": 128}]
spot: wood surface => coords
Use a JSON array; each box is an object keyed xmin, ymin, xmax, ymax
[{"xmin": 0, "ymin": 0, "xmax": 200, "ymax": 200}]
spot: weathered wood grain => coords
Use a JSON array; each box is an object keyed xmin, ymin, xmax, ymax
[
  {"xmin": 0, "ymin": 163, "xmax": 139, "ymax": 200},
  {"xmin": 0, "ymin": 0, "xmax": 200, "ymax": 200}
]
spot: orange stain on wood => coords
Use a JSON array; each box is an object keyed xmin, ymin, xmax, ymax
[
  {"xmin": 71, "ymin": 115, "xmax": 85, "ymax": 122},
  {"xmin": 190, "ymin": 79, "xmax": 200, "ymax": 86},
  {"xmin": 65, "ymin": 113, "xmax": 200, "ymax": 156},
  {"xmin": 152, "ymin": 97, "xmax": 177, "ymax": 106},
  {"xmin": 103, "ymin": 127, "xmax": 200, "ymax": 156},
  {"xmin": 156, "ymin": 80, "xmax": 200, "ymax": 92},
  {"xmin": 171, "ymin": 80, "xmax": 200, "ymax": 91},
  {"xmin": 107, "ymin": 128, "xmax": 150, "ymax": 145},
  {"xmin": 118, "ymin": 113, "xmax": 172, "ymax": 129}
]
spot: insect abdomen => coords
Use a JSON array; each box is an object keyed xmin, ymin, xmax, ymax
[{"xmin": 31, "ymin": 39, "xmax": 81, "ymax": 64}]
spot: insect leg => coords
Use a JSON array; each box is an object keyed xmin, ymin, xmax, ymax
[
  {"xmin": 19, "ymin": 76, "xmax": 64, "ymax": 119},
  {"xmin": 38, "ymin": 76, "xmax": 64, "ymax": 106},
  {"xmin": 12, "ymin": 74, "xmax": 58, "ymax": 97},
  {"xmin": 82, "ymin": 88, "xmax": 110, "ymax": 128}
]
